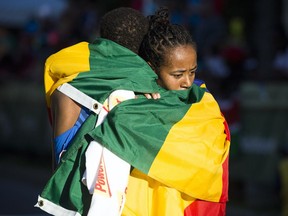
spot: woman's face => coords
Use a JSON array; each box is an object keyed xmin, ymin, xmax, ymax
[{"xmin": 156, "ymin": 45, "xmax": 197, "ymax": 90}]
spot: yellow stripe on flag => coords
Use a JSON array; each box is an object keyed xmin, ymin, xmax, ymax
[
  {"xmin": 149, "ymin": 92, "xmax": 229, "ymax": 201},
  {"xmin": 44, "ymin": 42, "xmax": 90, "ymax": 107},
  {"xmin": 123, "ymin": 169, "xmax": 196, "ymax": 216}
]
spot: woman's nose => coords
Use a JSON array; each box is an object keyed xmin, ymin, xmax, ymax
[{"xmin": 182, "ymin": 75, "xmax": 193, "ymax": 88}]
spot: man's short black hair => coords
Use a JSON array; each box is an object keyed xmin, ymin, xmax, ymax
[{"xmin": 100, "ymin": 7, "xmax": 148, "ymax": 54}]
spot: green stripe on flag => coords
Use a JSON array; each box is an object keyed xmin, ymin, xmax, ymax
[{"xmin": 69, "ymin": 39, "xmax": 159, "ymax": 104}]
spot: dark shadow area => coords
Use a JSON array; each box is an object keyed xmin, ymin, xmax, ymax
[{"xmin": 0, "ymin": 150, "xmax": 51, "ymax": 215}]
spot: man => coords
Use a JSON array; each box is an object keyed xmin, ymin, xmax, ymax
[{"xmin": 46, "ymin": 7, "xmax": 157, "ymax": 167}]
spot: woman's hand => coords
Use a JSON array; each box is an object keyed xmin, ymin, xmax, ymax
[
  {"xmin": 144, "ymin": 93, "xmax": 161, "ymax": 99},
  {"xmin": 135, "ymin": 93, "xmax": 161, "ymax": 99}
]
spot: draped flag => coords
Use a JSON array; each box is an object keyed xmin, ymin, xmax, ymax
[
  {"xmin": 89, "ymin": 85, "xmax": 230, "ymax": 215},
  {"xmin": 36, "ymin": 38, "xmax": 230, "ymax": 216},
  {"xmin": 44, "ymin": 38, "xmax": 159, "ymax": 112}
]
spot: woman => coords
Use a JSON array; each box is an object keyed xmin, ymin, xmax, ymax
[{"xmin": 121, "ymin": 7, "xmax": 229, "ymax": 216}]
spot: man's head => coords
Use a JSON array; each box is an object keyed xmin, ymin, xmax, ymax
[{"xmin": 100, "ymin": 7, "xmax": 148, "ymax": 54}]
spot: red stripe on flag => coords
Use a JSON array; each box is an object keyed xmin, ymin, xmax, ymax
[
  {"xmin": 220, "ymin": 114, "xmax": 230, "ymax": 202},
  {"xmin": 222, "ymin": 114, "xmax": 231, "ymax": 141},
  {"xmin": 184, "ymin": 200, "xmax": 226, "ymax": 216},
  {"xmin": 220, "ymin": 155, "xmax": 229, "ymax": 202}
]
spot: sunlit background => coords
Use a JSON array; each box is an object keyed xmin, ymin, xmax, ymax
[{"xmin": 0, "ymin": 0, "xmax": 287, "ymax": 215}]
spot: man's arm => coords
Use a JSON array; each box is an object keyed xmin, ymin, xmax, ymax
[
  {"xmin": 50, "ymin": 90, "xmax": 82, "ymax": 138},
  {"xmin": 50, "ymin": 90, "xmax": 81, "ymax": 168}
]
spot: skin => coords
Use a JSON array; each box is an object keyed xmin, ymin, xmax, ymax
[
  {"xmin": 51, "ymin": 90, "xmax": 81, "ymax": 138},
  {"xmin": 156, "ymin": 45, "xmax": 197, "ymax": 90}
]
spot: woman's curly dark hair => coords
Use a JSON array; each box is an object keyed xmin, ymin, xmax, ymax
[{"xmin": 139, "ymin": 7, "xmax": 196, "ymax": 72}]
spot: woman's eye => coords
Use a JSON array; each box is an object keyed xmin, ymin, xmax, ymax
[
  {"xmin": 173, "ymin": 74, "xmax": 182, "ymax": 78},
  {"xmin": 189, "ymin": 71, "xmax": 196, "ymax": 76}
]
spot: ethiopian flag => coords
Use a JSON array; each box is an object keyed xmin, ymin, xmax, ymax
[{"xmin": 37, "ymin": 38, "xmax": 230, "ymax": 215}]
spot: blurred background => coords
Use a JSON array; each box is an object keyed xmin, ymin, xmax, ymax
[{"xmin": 0, "ymin": 0, "xmax": 287, "ymax": 215}]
